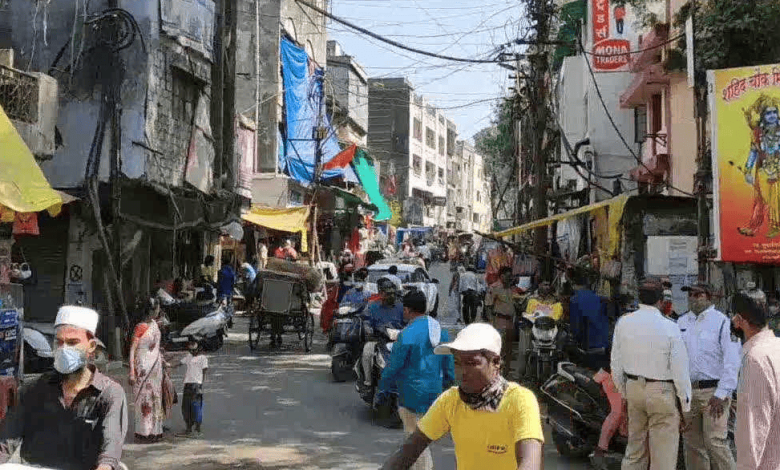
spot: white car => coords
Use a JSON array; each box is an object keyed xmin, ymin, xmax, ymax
[{"xmin": 365, "ymin": 263, "xmax": 440, "ymax": 316}]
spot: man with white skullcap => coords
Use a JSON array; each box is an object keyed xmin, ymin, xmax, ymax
[
  {"xmin": 0, "ymin": 306, "xmax": 128, "ymax": 470},
  {"xmin": 381, "ymin": 323, "xmax": 544, "ymax": 470}
]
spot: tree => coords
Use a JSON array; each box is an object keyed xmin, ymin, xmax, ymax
[
  {"xmin": 474, "ymin": 99, "xmax": 518, "ymax": 226},
  {"xmin": 618, "ymin": 0, "xmax": 780, "ymax": 76}
]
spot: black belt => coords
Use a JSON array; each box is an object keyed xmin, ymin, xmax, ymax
[
  {"xmin": 692, "ymin": 379, "xmax": 719, "ymax": 389},
  {"xmin": 626, "ymin": 373, "xmax": 673, "ymax": 384}
]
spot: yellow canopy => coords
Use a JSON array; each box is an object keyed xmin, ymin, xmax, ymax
[
  {"xmin": 0, "ymin": 104, "xmax": 65, "ymax": 216},
  {"xmin": 494, "ymin": 194, "xmax": 629, "ymax": 258},
  {"xmin": 242, "ymin": 205, "xmax": 311, "ymax": 252}
]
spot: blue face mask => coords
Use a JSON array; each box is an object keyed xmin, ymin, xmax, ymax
[{"xmin": 53, "ymin": 346, "xmax": 87, "ymax": 375}]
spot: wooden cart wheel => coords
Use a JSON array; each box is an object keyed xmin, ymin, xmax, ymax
[
  {"xmin": 303, "ymin": 313, "xmax": 314, "ymax": 353},
  {"xmin": 248, "ymin": 313, "xmax": 262, "ymax": 351}
]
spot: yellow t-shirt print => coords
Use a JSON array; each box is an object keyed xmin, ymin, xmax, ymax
[{"xmin": 418, "ymin": 383, "xmax": 545, "ymax": 470}]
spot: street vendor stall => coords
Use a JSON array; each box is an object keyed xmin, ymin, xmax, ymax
[{"xmin": 494, "ymin": 195, "xmax": 698, "ymax": 311}]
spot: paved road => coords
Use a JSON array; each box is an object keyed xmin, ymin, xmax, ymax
[{"xmin": 121, "ymin": 261, "xmax": 589, "ymax": 469}]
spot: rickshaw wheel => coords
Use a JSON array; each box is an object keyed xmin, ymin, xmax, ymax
[
  {"xmin": 303, "ymin": 313, "xmax": 314, "ymax": 352},
  {"xmin": 248, "ymin": 313, "xmax": 262, "ymax": 351}
]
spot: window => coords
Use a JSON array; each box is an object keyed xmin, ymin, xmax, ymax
[
  {"xmin": 476, "ymin": 191, "xmax": 481, "ymax": 202},
  {"xmin": 425, "ymin": 128, "xmax": 435, "ymax": 149},
  {"xmin": 425, "ymin": 161, "xmax": 436, "ymax": 180},
  {"xmin": 427, "ymin": 105, "xmax": 436, "ymax": 117},
  {"xmin": 447, "ymin": 129, "xmax": 456, "ymax": 156},
  {"xmin": 650, "ymin": 94, "xmax": 663, "ymax": 134},
  {"xmin": 634, "ymin": 105, "xmax": 647, "ymax": 143},
  {"xmin": 438, "ymin": 167, "xmax": 444, "ymax": 185},
  {"xmin": 413, "ymin": 154, "xmax": 422, "ymax": 175},
  {"xmin": 172, "ymin": 68, "xmax": 199, "ymax": 122},
  {"xmin": 472, "ymin": 213, "xmax": 480, "ymax": 224},
  {"xmin": 413, "ymin": 118, "xmax": 422, "ymax": 141},
  {"xmin": 438, "ymin": 136, "xmax": 445, "ymax": 156}
]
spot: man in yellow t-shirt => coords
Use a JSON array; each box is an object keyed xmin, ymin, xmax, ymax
[
  {"xmin": 380, "ymin": 323, "xmax": 544, "ymax": 470},
  {"xmin": 524, "ymin": 281, "xmax": 563, "ymax": 321}
]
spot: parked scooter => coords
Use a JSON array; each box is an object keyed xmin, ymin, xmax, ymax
[
  {"xmin": 157, "ymin": 289, "xmax": 228, "ymax": 352},
  {"xmin": 330, "ymin": 303, "xmax": 366, "ymax": 382},
  {"xmin": 354, "ymin": 324, "xmax": 402, "ymax": 428},
  {"xmin": 541, "ymin": 359, "xmax": 691, "ymax": 468}
]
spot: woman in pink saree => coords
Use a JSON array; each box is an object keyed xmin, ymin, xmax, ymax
[{"xmin": 129, "ymin": 300, "xmax": 165, "ymax": 442}]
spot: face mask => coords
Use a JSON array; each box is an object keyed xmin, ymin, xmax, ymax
[{"xmin": 53, "ymin": 346, "xmax": 87, "ymax": 375}]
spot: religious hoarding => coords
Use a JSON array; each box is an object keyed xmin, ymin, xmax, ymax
[{"xmin": 710, "ymin": 64, "xmax": 780, "ymax": 263}]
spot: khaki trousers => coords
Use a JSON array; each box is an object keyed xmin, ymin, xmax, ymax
[
  {"xmin": 398, "ymin": 407, "xmax": 433, "ymax": 470},
  {"xmin": 622, "ymin": 379, "xmax": 680, "ymax": 470},
  {"xmin": 492, "ymin": 317, "xmax": 516, "ymax": 378},
  {"xmin": 683, "ymin": 388, "xmax": 735, "ymax": 470}
]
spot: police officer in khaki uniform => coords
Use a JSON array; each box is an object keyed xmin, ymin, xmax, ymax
[{"xmin": 612, "ymin": 278, "xmax": 692, "ymax": 470}]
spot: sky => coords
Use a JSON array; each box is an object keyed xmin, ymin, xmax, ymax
[{"xmin": 329, "ymin": 0, "xmax": 526, "ymax": 143}]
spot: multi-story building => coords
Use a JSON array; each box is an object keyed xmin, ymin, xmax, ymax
[
  {"xmin": 234, "ymin": 0, "xmax": 335, "ymax": 207},
  {"xmin": 0, "ymin": 1, "xmax": 242, "ymax": 340},
  {"xmin": 368, "ymin": 78, "xmax": 452, "ymax": 227},
  {"xmin": 326, "ymin": 40, "xmax": 369, "ymax": 147},
  {"xmin": 449, "ymin": 141, "xmax": 491, "ymax": 232}
]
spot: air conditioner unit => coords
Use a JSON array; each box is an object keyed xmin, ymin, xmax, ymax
[{"xmin": 0, "ymin": 65, "xmax": 58, "ymax": 158}]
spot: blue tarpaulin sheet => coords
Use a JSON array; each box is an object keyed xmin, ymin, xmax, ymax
[{"xmin": 280, "ymin": 38, "xmax": 358, "ymax": 185}]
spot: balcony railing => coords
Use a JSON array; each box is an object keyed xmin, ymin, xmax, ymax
[{"xmin": 0, "ymin": 65, "xmax": 38, "ymax": 123}]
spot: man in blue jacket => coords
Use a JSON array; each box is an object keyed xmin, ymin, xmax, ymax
[
  {"xmin": 377, "ymin": 290, "xmax": 455, "ymax": 470},
  {"xmin": 569, "ymin": 271, "xmax": 610, "ymax": 370}
]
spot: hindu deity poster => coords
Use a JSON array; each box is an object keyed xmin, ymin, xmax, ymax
[{"xmin": 710, "ymin": 64, "xmax": 780, "ymax": 263}]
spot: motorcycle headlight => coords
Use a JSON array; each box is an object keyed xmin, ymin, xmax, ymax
[{"xmin": 532, "ymin": 326, "xmax": 558, "ymax": 342}]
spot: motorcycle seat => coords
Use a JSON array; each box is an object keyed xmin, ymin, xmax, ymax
[{"xmin": 562, "ymin": 363, "xmax": 601, "ymax": 395}]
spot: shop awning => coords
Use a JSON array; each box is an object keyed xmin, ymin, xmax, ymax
[
  {"xmin": 331, "ymin": 187, "xmax": 378, "ymax": 212},
  {"xmin": 352, "ymin": 150, "xmax": 392, "ymax": 221},
  {"xmin": 494, "ymin": 194, "xmax": 629, "ymax": 257},
  {"xmin": 242, "ymin": 205, "xmax": 311, "ymax": 252},
  {"xmin": 0, "ymin": 104, "xmax": 69, "ymax": 216}
]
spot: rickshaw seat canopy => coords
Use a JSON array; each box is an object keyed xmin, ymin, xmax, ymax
[
  {"xmin": 493, "ymin": 194, "xmax": 629, "ymax": 258},
  {"xmin": 0, "ymin": 104, "xmax": 70, "ymax": 216},
  {"xmin": 242, "ymin": 205, "xmax": 310, "ymax": 252}
]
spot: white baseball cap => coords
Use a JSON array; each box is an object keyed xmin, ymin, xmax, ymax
[
  {"xmin": 55, "ymin": 306, "xmax": 99, "ymax": 335},
  {"xmin": 434, "ymin": 323, "xmax": 502, "ymax": 356}
]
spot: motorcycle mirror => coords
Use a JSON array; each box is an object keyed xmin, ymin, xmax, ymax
[{"xmin": 430, "ymin": 278, "xmax": 440, "ymax": 284}]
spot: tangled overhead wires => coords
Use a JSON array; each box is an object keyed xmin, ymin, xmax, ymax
[{"xmin": 84, "ymin": 8, "xmax": 146, "ymax": 53}]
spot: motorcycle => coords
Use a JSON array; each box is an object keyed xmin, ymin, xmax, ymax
[
  {"xmin": 354, "ymin": 324, "xmax": 402, "ymax": 428},
  {"xmin": 520, "ymin": 313, "xmax": 563, "ymax": 387},
  {"xmin": 541, "ymin": 359, "xmax": 690, "ymax": 468},
  {"xmin": 330, "ymin": 303, "xmax": 366, "ymax": 382}
]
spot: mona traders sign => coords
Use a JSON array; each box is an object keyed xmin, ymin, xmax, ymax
[
  {"xmin": 591, "ymin": 0, "xmax": 633, "ymax": 72},
  {"xmin": 710, "ymin": 64, "xmax": 780, "ymax": 263}
]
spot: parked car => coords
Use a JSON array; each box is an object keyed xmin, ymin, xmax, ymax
[{"xmin": 364, "ymin": 263, "xmax": 440, "ymax": 315}]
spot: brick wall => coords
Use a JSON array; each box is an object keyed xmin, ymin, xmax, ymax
[{"xmin": 144, "ymin": 39, "xmax": 213, "ymax": 186}]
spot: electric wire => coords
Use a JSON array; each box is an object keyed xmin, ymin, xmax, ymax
[
  {"xmin": 296, "ymin": 0, "xmax": 516, "ymax": 64},
  {"xmin": 577, "ymin": 39, "xmax": 696, "ymax": 197}
]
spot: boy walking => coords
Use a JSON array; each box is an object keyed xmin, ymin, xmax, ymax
[{"xmin": 179, "ymin": 339, "xmax": 208, "ymax": 437}]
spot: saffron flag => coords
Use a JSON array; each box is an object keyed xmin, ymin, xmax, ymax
[{"xmin": 323, "ymin": 144, "xmax": 357, "ymax": 171}]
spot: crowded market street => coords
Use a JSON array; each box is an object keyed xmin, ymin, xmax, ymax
[{"xmin": 121, "ymin": 262, "xmax": 589, "ymax": 470}]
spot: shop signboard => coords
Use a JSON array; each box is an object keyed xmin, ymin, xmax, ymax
[
  {"xmin": 590, "ymin": 0, "xmax": 642, "ymax": 72},
  {"xmin": 709, "ymin": 64, "xmax": 780, "ymax": 263}
]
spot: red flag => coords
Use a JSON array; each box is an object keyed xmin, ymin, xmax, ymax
[{"xmin": 323, "ymin": 144, "xmax": 357, "ymax": 171}]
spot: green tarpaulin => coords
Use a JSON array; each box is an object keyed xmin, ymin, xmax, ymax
[
  {"xmin": 352, "ymin": 150, "xmax": 393, "ymax": 221},
  {"xmin": 554, "ymin": 0, "xmax": 586, "ymax": 70}
]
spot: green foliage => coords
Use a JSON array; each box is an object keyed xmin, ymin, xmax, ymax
[
  {"xmin": 474, "ymin": 99, "xmax": 518, "ymax": 220},
  {"xmin": 625, "ymin": 0, "xmax": 780, "ymax": 74}
]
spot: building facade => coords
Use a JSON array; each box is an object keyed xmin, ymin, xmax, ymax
[
  {"xmin": 0, "ymin": 0, "xmax": 242, "ymax": 342},
  {"xmin": 368, "ymin": 78, "xmax": 453, "ymax": 227},
  {"xmin": 326, "ymin": 40, "xmax": 369, "ymax": 147}
]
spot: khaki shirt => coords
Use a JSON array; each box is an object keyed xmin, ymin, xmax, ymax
[{"xmin": 486, "ymin": 285, "xmax": 516, "ymax": 329}]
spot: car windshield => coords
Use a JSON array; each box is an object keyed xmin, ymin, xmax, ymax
[{"xmin": 367, "ymin": 269, "xmax": 411, "ymax": 284}]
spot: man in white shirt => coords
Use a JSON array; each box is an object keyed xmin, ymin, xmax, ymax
[
  {"xmin": 678, "ymin": 283, "xmax": 740, "ymax": 470},
  {"xmin": 458, "ymin": 267, "xmax": 482, "ymax": 325},
  {"xmin": 611, "ymin": 277, "xmax": 692, "ymax": 470}
]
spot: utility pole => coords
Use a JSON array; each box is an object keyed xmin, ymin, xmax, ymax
[
  {"xmin": 523, "ymin": 0, "xmax": 555, "ymax": 270},
  {"xmin": 690, "ymin": 0, "xmax": 710, "ymax": 281}
]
